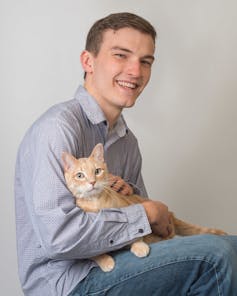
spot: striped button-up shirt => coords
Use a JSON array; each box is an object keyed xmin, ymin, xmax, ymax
[{"xmin": 15, "ymin": 85, "xmax": 151, "ymax": 296}]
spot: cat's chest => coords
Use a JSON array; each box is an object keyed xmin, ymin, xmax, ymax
[{"xmin": 76, "ymin": 198, "xmax": 101, "ymax": 212}]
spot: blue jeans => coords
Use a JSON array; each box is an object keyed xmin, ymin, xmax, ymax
[{"xmin": 69, "ymin": 235, "xmax": 237, "ymax": 296}]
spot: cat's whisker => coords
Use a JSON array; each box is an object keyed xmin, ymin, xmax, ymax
[
  {"xmin": 103, "ymin": 186, "xmax": 115, "ymax": 196},
  {"xmin": 102, "ymin": 186, "xmax": 112, "ymax": 192},
  {"xmin": 106, "ymin": 176, "xmax": 119, "ymax": 181}
]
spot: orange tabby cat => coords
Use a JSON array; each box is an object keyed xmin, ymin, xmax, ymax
[{"xmin": 62, "ymin": 143, "xmax": 226, "ymax": 272}]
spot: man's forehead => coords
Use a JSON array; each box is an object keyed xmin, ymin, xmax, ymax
[
  {"xmin": 103, "ymin": 27, "xmax": 154, "ymax": 41},
  {"xmin": 101, "ymin": 28, "xmax": 155, "ymax": 52}
]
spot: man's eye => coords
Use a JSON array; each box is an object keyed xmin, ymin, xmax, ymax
[
  {"xmin": 115, "ymin": 53, "xmax": 126, "ymax": 58},
  {"xmin": 95, "ymin": 168, "xmax": 102, "ymax": 175},
  {"xmin": 76, "ymin": 172, "xmax": 85, "ymax": 179},
  {"xmin": 141, "ymin": 60, "xmax": 152, "ymax": 66}
]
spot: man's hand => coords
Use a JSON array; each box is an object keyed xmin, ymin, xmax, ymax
[
  {"xmin": 108, "ymin": 174, "xmax": 133, "ymax": 196},
  {"xmin": 142, "ymin": 200, "xmax": 173, "ymax": 238}
]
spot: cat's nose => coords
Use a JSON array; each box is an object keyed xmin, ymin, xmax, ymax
[{"xmin": 90, "ymin": 181, "xmax": 96, "ymax": 186}]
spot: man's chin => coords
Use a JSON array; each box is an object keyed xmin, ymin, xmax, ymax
[{"xmin": 123, "ymin": 98, "xmax": 138, "ymax": 108}]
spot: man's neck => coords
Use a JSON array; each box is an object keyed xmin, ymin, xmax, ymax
[
  {"xmin": 104, "ymin": 109, "xmax": 121, "ymax": 130},
  {"xmin": 84, "ymin": 83, "xmax": 122, "ymax": 129}
]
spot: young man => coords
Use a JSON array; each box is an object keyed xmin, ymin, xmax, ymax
[{"xmin": 15, "ymin": 12, "xmax": 237, "ymax": 296}]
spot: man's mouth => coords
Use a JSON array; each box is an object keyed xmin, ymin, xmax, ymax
[{"xmin": 116, "ymin": 80, "xmax": 138, "ymax": 89}]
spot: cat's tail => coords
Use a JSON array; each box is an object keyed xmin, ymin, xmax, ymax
[{"xmin": 173, "ymin": 215, "xmax": 227, "ymax": 236}]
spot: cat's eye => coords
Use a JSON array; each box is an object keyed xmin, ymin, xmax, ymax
[
  {"xmin": 95, "ymin": 168, "xmax": 102, "ymax": 175},
  {"xmin": 76, "ymin": 172, "xmax": 85, "ymax": 179}
]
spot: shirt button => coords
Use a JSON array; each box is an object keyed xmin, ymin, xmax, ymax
[
  {"xmin": 138, "ymin": 229, "xmax": 144, "ymax": 234},
  {"xmin": 110, "ymin": 240, "xmax": 114, "ymax": 244}
]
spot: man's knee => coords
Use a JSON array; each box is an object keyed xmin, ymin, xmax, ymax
[
  {"xmin": 181, "ymin": 234, "xmax": 237, "ymax": 283},
  {"xmin": 151, "ymin": 234, "xmax": 235, "ymax": 264}
]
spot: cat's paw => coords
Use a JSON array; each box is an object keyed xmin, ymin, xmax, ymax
[
  {"xmin": 93, "ymin": 254, "xmax": 115, "ymax": 272},
  {"xmin": 100, "ymin": 256, "xmax": 115, "ymax": 272},
  {"xmin": 130, "ymin": 241, "xmax": 150, "ymax": 257}
]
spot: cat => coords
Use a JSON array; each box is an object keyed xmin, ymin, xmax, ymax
[{"xmin": 62, "ymin": 143, "xmax": 227, "ymax": 272}]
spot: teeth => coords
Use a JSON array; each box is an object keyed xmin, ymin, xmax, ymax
[{"xmin": 117, "ymin": 80, "xmax": 137, "ymax": 89}]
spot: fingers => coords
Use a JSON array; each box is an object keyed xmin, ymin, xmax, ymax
[
  {"xmin": 120, "ymin": 184, "xmax": 133, "ymax": 196},
  {"xmin": 151, "ymin": 221, "xmax": 173, "ymax": 238},
  {"xmin": 167, "ymin": 223, "xmax": 173, "ymax": 236},
  {"xmin": 160, "ymin": 222, "xmax": 173, "ymax": 238},
  {"xmin": 167, "ymin": 213, "xmax": 174, "ymax": 236},
  {"xmin": 109, "ymin": 174, "xmax": 133, "ymax": 195},
  {"xmin": 142, "ymin": 200, "xmax": 173, "ymax": 238}
]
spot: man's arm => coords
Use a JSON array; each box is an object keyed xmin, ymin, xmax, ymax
[
  {"xmin": 108, "ymin": 174, "xmax": 172, "ymax": 237},
  {"xmin": 18, "ymin": 118, "xmax": 153, "ymax": 261},
  {"xmin": 142, "ymin": 200, "xmax": 173, "ymax": 238},
  {"xmin": 107, "ymin": 133, "xmax": 172, "ymax": 238}
]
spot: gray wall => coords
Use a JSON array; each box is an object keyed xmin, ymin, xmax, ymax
[{"xmin": 1, "ymin": 1, "xmax": 237, "ymax": 295}]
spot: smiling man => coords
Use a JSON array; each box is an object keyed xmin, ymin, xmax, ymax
[
  {"xmin": 81, "ymin": 27, "xmax": 155, "ymax": 127},
  {"xmin": 15, "ymin": 12, "xmax": 237, "ymax": 296}
]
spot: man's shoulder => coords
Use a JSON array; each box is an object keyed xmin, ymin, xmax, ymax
[
  {"xmin": 20, "ymin": 98, "xmax": 84, "ymax": 145},
  {"xmin": 33, "ymin": 98, "xmax": 83, "ymax": 130},
  {"xmin": 44, "ymin": 98, "xmax": 81, "ymax": 122},
  {"xmin": 124, "ymin": 126, "xmax": 139, "ymax": 144}
]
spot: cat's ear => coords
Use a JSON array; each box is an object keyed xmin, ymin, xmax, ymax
[
  {"xmin": 90, "ymin": 143, "xmax": 104, "ymax": 163},
  {"xmin": 61, "ymin": 152, "xmax": 77, "ymax": 172}
]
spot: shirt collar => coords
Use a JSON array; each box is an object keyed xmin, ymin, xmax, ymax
[{"xmin": 74, "ymin": 85, "xmax": 128, "ymax": 137}]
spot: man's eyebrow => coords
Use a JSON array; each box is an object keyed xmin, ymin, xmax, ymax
[
  {"xmin": 111, "ymin": 46, "xmax": 155, "ymax": 61},
  {"xmin": 111, "ymin": 46, "xmax": 133, "ymax": 53}
]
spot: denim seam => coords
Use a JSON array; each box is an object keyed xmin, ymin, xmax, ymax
[
  {"xmin": 214, "ymin": 266, "xmax": 221, "ymax": 296},
  {"xmin": 86, "ymin": 257, "xmax": 221, "ymax": 296}
]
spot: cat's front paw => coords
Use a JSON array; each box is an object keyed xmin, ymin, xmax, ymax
[
  {"xmin": 100, "ymin": 256, "xmax": 115, "ymax": 272},
  {"xmin": 130, "ymin": 241, "xmax": 150, "ymax": 257},
  {"xmin": 93, "ymin": 254, "xmax": 115, "ymax": 272}
]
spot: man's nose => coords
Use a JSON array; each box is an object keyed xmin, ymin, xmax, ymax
[{"xmin": 126, "ymin": 60, "xmax": 141, "ymax": 77}]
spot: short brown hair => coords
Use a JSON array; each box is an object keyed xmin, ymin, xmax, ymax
[{"xmin": 85, "ymin": 12, "xmax": 157, "ymax": 56}]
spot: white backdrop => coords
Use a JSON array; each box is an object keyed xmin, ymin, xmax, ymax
[{"xmin": 1, "ymin": 1, "xmax": 237, "ymax": 295}]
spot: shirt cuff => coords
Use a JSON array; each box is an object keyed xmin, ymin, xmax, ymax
[
  {"xmin": 122, "ymin": 203, "xmax": 152, "ymax": 240},
  {"xmin": 99, "ymin": 203, "xmax": 152, "ymax": 250}
]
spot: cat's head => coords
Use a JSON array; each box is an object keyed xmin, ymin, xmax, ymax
[{"xmin": 62, "ymin": 143, "xmax": 108, "ymax": 199}]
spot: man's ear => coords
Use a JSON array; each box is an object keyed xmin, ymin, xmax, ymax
[{"xmin": 80, "ymin": 50, "xmax": 94, "ymax": 74}]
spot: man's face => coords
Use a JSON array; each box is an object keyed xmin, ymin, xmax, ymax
[{"xmin": 83, "ymin": 27, "xmax": 155, "ymax": 114}]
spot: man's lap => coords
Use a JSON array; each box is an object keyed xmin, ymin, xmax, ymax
[{"xmin": 70, "ymin": 235, "xmax": 237, "ymax": 296}]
